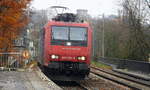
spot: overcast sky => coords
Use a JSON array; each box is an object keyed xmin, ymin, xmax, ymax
[{"xmin": 31, "ymin": 0, "xmax": 121, "ymax": 16}]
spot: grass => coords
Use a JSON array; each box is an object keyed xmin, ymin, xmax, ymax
[{"xmin": 91, "ymin": 60, "xmax": 112, "ymax": 69}]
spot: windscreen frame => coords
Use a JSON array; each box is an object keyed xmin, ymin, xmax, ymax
[{"xmin": 50, "ymin": 25, "xmax": 88, "ymax": 47}]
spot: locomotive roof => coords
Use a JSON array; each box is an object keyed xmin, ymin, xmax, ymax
[{"xmin": 44, "ymin": 21, "xmax": 91, "ymax": 28}]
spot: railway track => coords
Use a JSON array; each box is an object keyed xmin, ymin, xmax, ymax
[
  {"xmin": 57, "ymin": 75, "xmax": 129, "ymax": 90},
  {"xmin": 78, "ymin": 73, "xmax": 131, "ymax": 90},
  {"xmin": 54, "ymin": 81, "xmax": 88, "ymax": 90},
  {"xmin": 39, "ymin": 66, "xmax": 88, "ymax": 90},
  {"xmin": 91, "ymin": 66, "xmax": 150, "ymax": 90},
  {"xmin": 41, "ymin": 66, "xmax": 130, "ymax": 90}
]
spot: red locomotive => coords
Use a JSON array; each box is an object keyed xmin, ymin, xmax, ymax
[{"xmin": 38, "ymin": 8, "xmax": 92, "ymax": 81}]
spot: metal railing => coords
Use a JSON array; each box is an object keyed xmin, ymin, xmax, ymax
[
  {"xmin": 0, "ymin": 52, "xmax": 24, "ymax": 70},
  {"xmin": 98, "ymin": 57, "xmax": 150, "ymax": 74}
]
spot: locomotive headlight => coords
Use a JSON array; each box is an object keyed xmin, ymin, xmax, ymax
[
  {"xmin": 77, "ymin": 57, "xmax": 81, "ymax": 60},
  {"xmin": 51, "ymin": 55, "xmax": 56, "ymax": 59},
  {"xmin": 55, "ymin": 56, "xmax": 59, "ymax": 59},
  {"xmin": 77, "ymin": 56, "xmax": 86, "ymax": 60},
  {"xmin": 81, "ymin": 56, "xmax": 86, "ymax": 60},
  {"xmin": 51, "ymin": 54, "xmax": 59, "ymax": 59}
]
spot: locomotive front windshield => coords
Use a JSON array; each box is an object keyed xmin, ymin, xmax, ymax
[
  {"xmin": 70, "ymin": 27, "xmax": 87, "ymax": 41},
  {"xmin": 52, "ymin": 26, "xmax": 69, "ymax": 40},
  {"xmin": 51, "ymin": 26, "xmax": 87, "ymax": 46}
]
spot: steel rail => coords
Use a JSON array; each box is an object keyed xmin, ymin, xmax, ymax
[{"xmin": 91, "ymin": 66, "xmax": 150, "ymax": 90}]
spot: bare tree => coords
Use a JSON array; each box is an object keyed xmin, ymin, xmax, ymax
[
  {"xmin": 145, "ymin": 0, "xmax": 150, "ymax": 8},
  {"xmin": 121, "ymin": 0, "xmax": 150, "ymax": 61}
]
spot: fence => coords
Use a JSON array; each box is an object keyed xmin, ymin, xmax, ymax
[
  {"xmin": 98, "ymin": 57, "xmax": 150, "ymax": 74},
  {"xmin": 0, "ymin": 52, "xmax": 24, "ymax": 70}
]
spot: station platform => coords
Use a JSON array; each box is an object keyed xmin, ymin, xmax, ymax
[{"xmin": 0, "ymin": 68, "xmax": 62, "ymax": 90}]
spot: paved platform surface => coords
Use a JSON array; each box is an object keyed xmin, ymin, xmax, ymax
[{"xmin": 0, "ymin": 70, "xmax": 62, "ymax": 90}]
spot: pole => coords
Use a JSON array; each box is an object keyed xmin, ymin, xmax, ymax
[{"xmin": 102, "ymin": 14, "xmax": 105, "ymax": 58}]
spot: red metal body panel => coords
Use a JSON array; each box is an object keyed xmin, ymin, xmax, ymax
[{"xmin": 43, "ymin": 21, "xmax": 92, "ymax": 66}]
